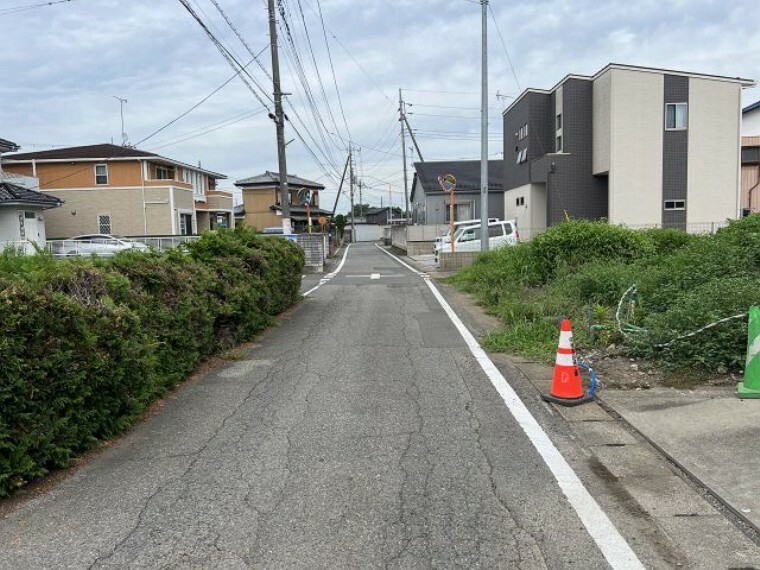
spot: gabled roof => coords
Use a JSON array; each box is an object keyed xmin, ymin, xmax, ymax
[
  {"xmin": 235, "ymin": 171, "xmax": 325, "ymax": 189},
  {"xmin": 412, "ymin": 160, "xmax": 504, "ymax": 196},
  {"xmin": 0, "ymin": 181, "xmax": 63, "ymax": 208},
  {"xmin": 4, "ymin": 143, "xmax": 226, "ymax": 179},
  {"xmin": 744, "ymin": 100, "xmax": 760, "ymax": 114},
  {"xmin": 0, "ymin": 138, "xmax": 19, "ymax": 153},
  {"xmin": 366, "ymin": 207, "xmax": 389, "ymax": 215}
]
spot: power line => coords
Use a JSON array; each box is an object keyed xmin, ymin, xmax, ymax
[
  {"xmin": 489, "ymin": 4, "xmax": 522, "ymax": 92},
  {"xmin": 149, "ymin": 110, "xmax": 265, "ymax": 151},
  {"xmin": 0, "ymin": 0, "xmax": 74, "ymax": 16},
  {"xmin": 134, "ymin": 53, "xmax": 263, "ymax": 147},
  {"xmin": 176, "ymin": 0, "xmax": 272, "ymax": 113}
]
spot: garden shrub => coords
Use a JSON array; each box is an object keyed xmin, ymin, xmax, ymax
[
  {"xmin": 0, "ymin": 229, "xmax": 304, "ymax": 497},
  {"xmin": 450, "ymin": 217, "xmax": 760, "ymax": 372}
]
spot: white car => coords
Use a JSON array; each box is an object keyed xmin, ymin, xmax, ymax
[
  {"xmin": 62, "ymin": 234, "xmax": 150, "ymax": 256},
  {"xmin": 435, "ymin": 220, "xmax": 518, "ymax": 261},
  {"xmin": 433, "ymin": 218, "xmax": 499, "ymax": 253}
]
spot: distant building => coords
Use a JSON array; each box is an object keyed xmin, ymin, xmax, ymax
[
  {"xmin": 743, "ymin": 100, "xmax": 760, "ymax": 136},
  {"xmin": 234, "ymin": 171, "xmax": 331, "ymax": 232},
  {"xmin": 0, "ymin": 137, "xmax": 63, "ymax": 252},
  {"xmin": 1, "ymin": 144, "xmax": 233, "ymax": 238},
  {"xmin": 502, "ymin": 63, "xmax": 755, "ymax": 236},
  {"xmin": 365, "ymin": 207, "xmax": 390, "ymax": 225},
  {"xmin": 410, "ymin": 160, "xmax": 505, "ymax": 225},
  {"xmin": 742, "ymin": 136, "xmax": 760, "ymax": 215}
]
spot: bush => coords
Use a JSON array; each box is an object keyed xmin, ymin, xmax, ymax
[
  {"xmin": 450, "ymin": 218, "xmax": 760, "ymax": 374},
  {"xmin": 0, "ymin": 229, "xmax": 304, "ymax": 497}
]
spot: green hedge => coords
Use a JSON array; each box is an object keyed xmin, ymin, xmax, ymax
[
  {"xmin": 450, "ymin": 217, "xmax": 760, "ymax": 372},
  {"xmin": 0, "ymin": 228, "xmax": 304, "ymax": 497}
]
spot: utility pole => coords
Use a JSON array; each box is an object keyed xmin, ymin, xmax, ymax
[
  {"xmin": 112, "ymin": 96, "xmax": 128, "ymax": 147},
  {"xmin": 349, "ymin": 143, "xmax": 355, "ymax": 242},
  {"xmin": 267, "ymin": 0, "xmax": 291, "ymax": 235},
  {"xmin": 480, "ymin": 0, "xmax": 489, "ymax": 251},
  {"xmin": 399, "ymin": 89, "xmax": 410, "ymax": 223},
  {"xmin": 403, "ymin": 114, "xmax": 424, "ymax": 162}
]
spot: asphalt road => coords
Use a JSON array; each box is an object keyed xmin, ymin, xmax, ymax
[{"xmin": 0, "ymin": 243, "xmax": 637, "ymax": 569}]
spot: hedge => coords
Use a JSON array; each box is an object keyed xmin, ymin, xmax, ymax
[{"xmin": 0, "ymin": 228, "xmax": 304, "ymax": 497}]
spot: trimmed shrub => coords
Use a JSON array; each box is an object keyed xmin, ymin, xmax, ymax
[{"xmin": 0, "ymin": 229, "xmax": 304, "ymax": 497}]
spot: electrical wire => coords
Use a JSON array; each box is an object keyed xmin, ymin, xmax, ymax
[
  {"xmin": 0, "ymin": 0, "xmax": 74, "ymax": 15},
  {"xmin": 488, "ymin": 4, "xmax": 521, "ymax": 92}
]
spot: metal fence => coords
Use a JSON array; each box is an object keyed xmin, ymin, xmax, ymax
[{"xmin": 1, "ymin": 235, "xmax": 202, "ymax": 258}]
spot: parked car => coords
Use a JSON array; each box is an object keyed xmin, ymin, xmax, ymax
[
  {"xmin": 433, "ymin": 218, "xmax": 499, "ymax": 253},
  {"xmin": 434, "ymin": 220, "xmax": 518, "ymax": 262},
  {"xmin": 61, "ymin": 234, "xmax": 150, "ymax": 256}
]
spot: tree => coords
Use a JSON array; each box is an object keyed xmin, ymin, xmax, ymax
[
  {"xmin": 335, "ymin": 214, "xmax": 346, "ymax": 239},
  {"xmin": 350, "ymin": 203, "xmax": 371, "ymax": 218}
]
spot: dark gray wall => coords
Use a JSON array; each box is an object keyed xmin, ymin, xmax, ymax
[
  {"xmin": 503, "ymin": 92, "xmax": 553, "ymax": 191},
  {"xmin": 662, "ymin": 75, "xmax": 689, "ymax": 229},
  {"xmin": 546, "ymin": 79, "xmax": 608, "ymax": 226},
  {"xmin": 423, "ymin": 191, "xmax": 504, "ymax": 224}
]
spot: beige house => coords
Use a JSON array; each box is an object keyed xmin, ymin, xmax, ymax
[
  {"xmin": 234, "ymin": 171, "xmax": 330, "ymax": 232},
  {"xmin": 1, "ymin": 144, "xmax": 233, "ymax": 239}
]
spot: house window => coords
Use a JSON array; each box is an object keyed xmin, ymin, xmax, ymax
[
  {"xmin": 155, "ymin": 166, "xmax": 173, "ymax": 180},
  {"xmin": 556, "ymin": 135, "xmax": 563, "ymax": 152},
  {"xmin": 664, "ymin": 200, "xmax": 686, "ymax": 210},
  {"xmin": 516, "ymin": 148, "xmax": 528, "ymax": 164},
  {"xmin": 515, "ymin": 196, "xmax": 525, "ymax": 207},
  {"xmin": 556, "ymin": 114, "xmax": 562, "ymax": 130},
  {"xmin": 179, "ymin": 213, "xmax": 194, "ymax": 235},
  {"xmin": 665, "ymin": 103, "xmax": 688, "ymax": 130},
  {"xmin": 98, "ymin": 213, "xmax": 112, "ymax": 234},
  {"xmin": 95, "ymin": 164, "xmax": 108, "ymax": 185}
]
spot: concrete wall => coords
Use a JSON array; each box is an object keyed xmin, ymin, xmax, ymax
[
  {"xmin": 439, "ymin": 251, "xmax": 478, "ymax": 272},
  {"xmin": 503, "ymin": 182, "xmax": 547, "ymax": 239},
  {"xmin": 687, "ymin": 77, "xmax": 742, "ymax": 223},
  {"xmin": 607, "ymin": 68, "xmax": 664, "ymax": 226},
  {"xmin": 593, "ymin": 69, "xmax": 612, "ymax": 174},
  {"xmin": 0, "ymin": 208, "xmax": 21, "ymax": 242},
  {"xmin": 42, "ymin": 187, "xmax": 160, "ymax": 238}
]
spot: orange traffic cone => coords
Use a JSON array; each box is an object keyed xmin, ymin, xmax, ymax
[{"xmin": 541, "ymin": 319, "xmax": 594, "ymax": 406}]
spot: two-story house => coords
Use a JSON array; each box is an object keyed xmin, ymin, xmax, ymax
[
  {"xmin": 1, "ymin": 144, "xmax": 234, "ymax": 239},
  {"xmin": 234, "ymin": 171, "xmax": 330, "ymax": 231},
  {"xmin": 502, "ymin": 63, "xmax": 755, "ymax": 236}
]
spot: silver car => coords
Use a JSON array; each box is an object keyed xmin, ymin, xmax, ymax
[{"xmin": 62, "ymin": 234, "xmax": 150, "ymax": 256}]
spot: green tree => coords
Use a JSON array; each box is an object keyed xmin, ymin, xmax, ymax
[{"xmin": 335, "ymin": 214, "xmax": 346, "ymax": 239}]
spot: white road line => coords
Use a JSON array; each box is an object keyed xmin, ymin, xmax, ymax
[
  {"xmin": 373, "ymin": 243, "xmax": 426, "ymax": 276},
  {"xmin": 370, "ymin": 273, "xmax": 380, "ymax": 280},
  {"xmin": 379, "ymin": 245, "xmax": 644, "ymax": 570},
  {"xmin": 303, "ymin": 243, "xmax": 351, "ymax": 297}
]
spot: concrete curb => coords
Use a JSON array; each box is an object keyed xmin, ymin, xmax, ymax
[{"xmin": 594, "ymin": 393, "xmax": 760, "ymax": 536}]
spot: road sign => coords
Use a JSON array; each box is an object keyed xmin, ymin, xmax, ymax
[{"xmin": 438, "ymin": 174, "xmax": 457, "ymax": 253}]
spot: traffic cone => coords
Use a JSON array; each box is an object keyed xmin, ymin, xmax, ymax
[
  {"xmin": 542, "ymin": 319, "xmax": 594, "ymax": 406},
  {"xmin": 737, "ymin": 306, "xmax": 760, "ymax": 399}
]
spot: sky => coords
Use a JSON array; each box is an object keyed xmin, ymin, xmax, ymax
[{"xmin": 2, "ymin": 0, "xmax": 759, "ymax": 214}]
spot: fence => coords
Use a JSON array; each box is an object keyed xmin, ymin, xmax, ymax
[
  {"xmin": 1, "ymin": 235, "xmax": 202, "ymax": 258},
  {"xmin": 296, "ymin": 234, "xmax": 329, "ymax": 271}
]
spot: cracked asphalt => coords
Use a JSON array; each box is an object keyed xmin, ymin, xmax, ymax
[{"xmin": 0, "ymin": 243, "xmax": 614, "ymax": 569}]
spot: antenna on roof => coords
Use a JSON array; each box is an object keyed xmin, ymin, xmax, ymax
[{"xmin": 112, "ymin": 96, "xmax": 129, "ymax": 147}]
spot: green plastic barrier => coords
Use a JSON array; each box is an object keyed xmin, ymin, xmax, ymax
[{"xmin": 737, "ymin": 306, "xmax": 760, "ymax": 399}]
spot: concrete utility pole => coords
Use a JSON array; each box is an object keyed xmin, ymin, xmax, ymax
[
  {"xmin": 349, "ymin": 143, "xmax": 355, "ymax": 242},
  {"xmin": 399, "ymin": 89, "xmax": 410, "ymax": 223},
  {"xmin": 268, "ymin": 0, "xmax": 291, "ymax": 235},
  {"xmin": 480, "ymin": 0, "xmax": 489, "ymax": 251}
]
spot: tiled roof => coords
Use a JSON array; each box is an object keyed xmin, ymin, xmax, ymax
[
  {"xmin": 0, "ymin": 138, "xmax": 19, "ymax": 153},
  {"xmin": 270, "ymin": 204, "xmax": 331, "ymax": 216},
  {"xmin": 235, "ymin": 171, "xmax": 325, "ymax": 189},
  {"xmin": 366, "ymin": 207, "xmax": 389, "ymax": 215},
  {"xmin": 413, "ymin": 160, "xmax": 504, "ymax": 195},
  {"xmin": 0, "ymin": 181, "xmax": 63, "ymax": 207},
  {"xmin": 6, "ymin": 143, "xmax": 157, "ymax": 161}
]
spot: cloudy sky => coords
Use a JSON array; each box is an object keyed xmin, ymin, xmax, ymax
[{"xmin": 2, "ymin": 0, "xmax": 759, "ymax": 213}]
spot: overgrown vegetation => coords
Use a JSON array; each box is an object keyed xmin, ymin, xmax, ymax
[
  {"xmin": 0, "ymin": 228, "xmax": 304, "ymax": 498},
  {"xmin": 450, "ymin": 217, "xmax": 760, "ymax": 372}
]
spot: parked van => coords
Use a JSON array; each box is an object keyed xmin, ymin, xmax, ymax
[
  {"xmin": 433, "ymin": 218, "xmax": 499, "ymax": 253},
  {"xmin": 435, "ymin": 219, "xmax": 518, "ymax": 261}
]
